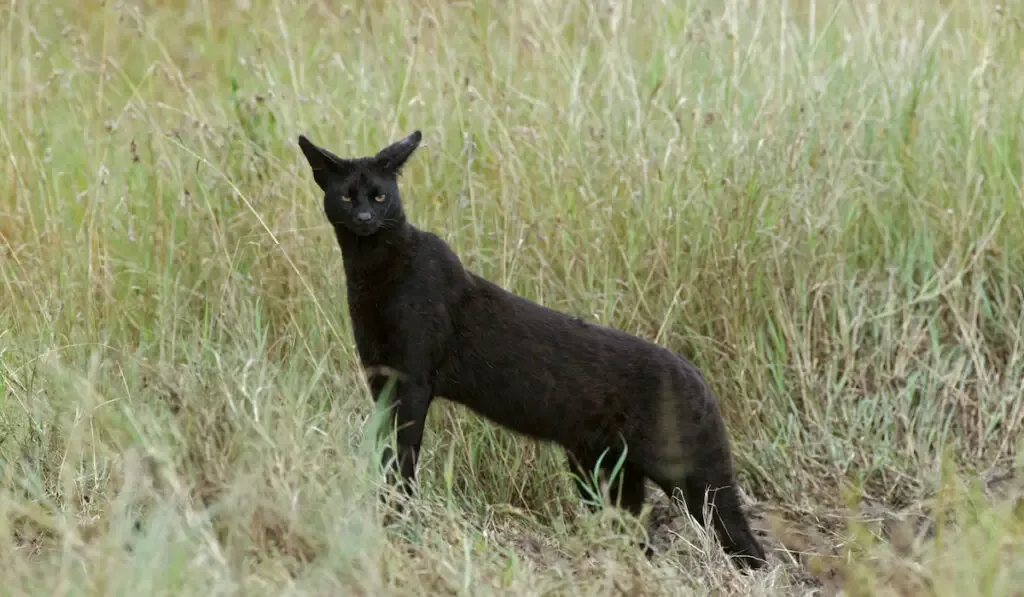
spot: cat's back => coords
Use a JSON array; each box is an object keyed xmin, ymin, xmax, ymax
[
  {"xmin": 407, "ymin": 227, "xmax": 474, "ymax": 291},
  {"xmin": 415, "ymin": 227, "xmax": 683, "ymax": 367},
  {"xmin": 457, "ymin": 269, "xmax": 677, "ymax": 362}
]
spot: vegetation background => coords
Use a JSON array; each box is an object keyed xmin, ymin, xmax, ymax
[{"xmin": 2, "ymin": 0, "xmax": 1024, "ymax": 594}]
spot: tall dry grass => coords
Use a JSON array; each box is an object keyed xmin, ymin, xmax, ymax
[{"xmin": 2, "ymin": 0, "xmax": 1023, "ymax": 594}]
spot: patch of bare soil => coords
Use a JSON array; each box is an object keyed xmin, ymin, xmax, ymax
[{"xmin": 680, "ymin": 464, "xmax": 1024, "ymax": 596}]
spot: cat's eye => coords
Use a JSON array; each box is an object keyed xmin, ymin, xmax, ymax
[
  {"xmin": 374, "ymin": 194, "xmax": 387, "ymax": 203},
  {"xmin": 340, "ymin": 195, "xmax": 351, "ymax": 202}
]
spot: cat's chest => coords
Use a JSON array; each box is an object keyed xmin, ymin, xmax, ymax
[{"xmin": 346, "ymin": 291, "xmax": 414, "ymax": 357}]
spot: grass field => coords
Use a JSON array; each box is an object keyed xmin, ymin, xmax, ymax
[{"xmin": 3, "ymin": 0, "xmax": 1024, "ymax": 594}]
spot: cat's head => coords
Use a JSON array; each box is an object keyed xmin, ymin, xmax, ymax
[{"xmin": 297, "ymin": 131, "xmax": 422, "ymax": 237}]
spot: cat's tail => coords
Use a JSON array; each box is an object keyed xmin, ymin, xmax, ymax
[{"xmin": 648, "ymin": 368, "xmax": 768, "ymax": 571}]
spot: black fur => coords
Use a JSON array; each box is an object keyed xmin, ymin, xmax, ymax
[{"xmin": 297, "ymin": 131, "xmax": 768, "ymax": 570}]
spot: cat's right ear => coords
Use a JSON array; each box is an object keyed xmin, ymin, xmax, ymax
[
  {"xmin": 373, "ymin": 130, "xmax": 422, "ymax": 177},
  {"xmin": 297, "ymin": 135, "xmax": 350, "ymax": 191}
]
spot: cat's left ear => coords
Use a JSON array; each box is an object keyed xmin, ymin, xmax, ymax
[
  {"xmin": 297, "ymin": 135, "xmax": 352, "ymax": 191},
  {"xmin": 374, "ymin": 130, "xmax": 422, "ymax": 176}
]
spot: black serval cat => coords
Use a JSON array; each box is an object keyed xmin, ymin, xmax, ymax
[{"xmin": 297, "ymin": 130, "xmax": 767, "ymax": 570}]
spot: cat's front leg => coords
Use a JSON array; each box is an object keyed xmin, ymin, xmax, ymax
[{"xmin": 367, "ymin": 367, "xmax": 433, "ymax": 501}]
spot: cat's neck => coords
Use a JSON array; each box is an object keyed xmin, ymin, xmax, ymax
[{"xmin": 334, "ymin": 220, "xmax": 417, "ymax": 284}]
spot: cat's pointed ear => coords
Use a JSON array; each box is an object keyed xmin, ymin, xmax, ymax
[
  {"xmin": 374, "ymin": 130, "xmax": 422, "ymax": 176},
  {"xmin": 298, "ymin": 135, "xmax": 351, "ymax": 191}
]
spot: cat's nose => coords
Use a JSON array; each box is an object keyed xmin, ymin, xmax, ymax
[{"xmin": 356, "ymin": 211, "xmax": 373, "ymax": 222}]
